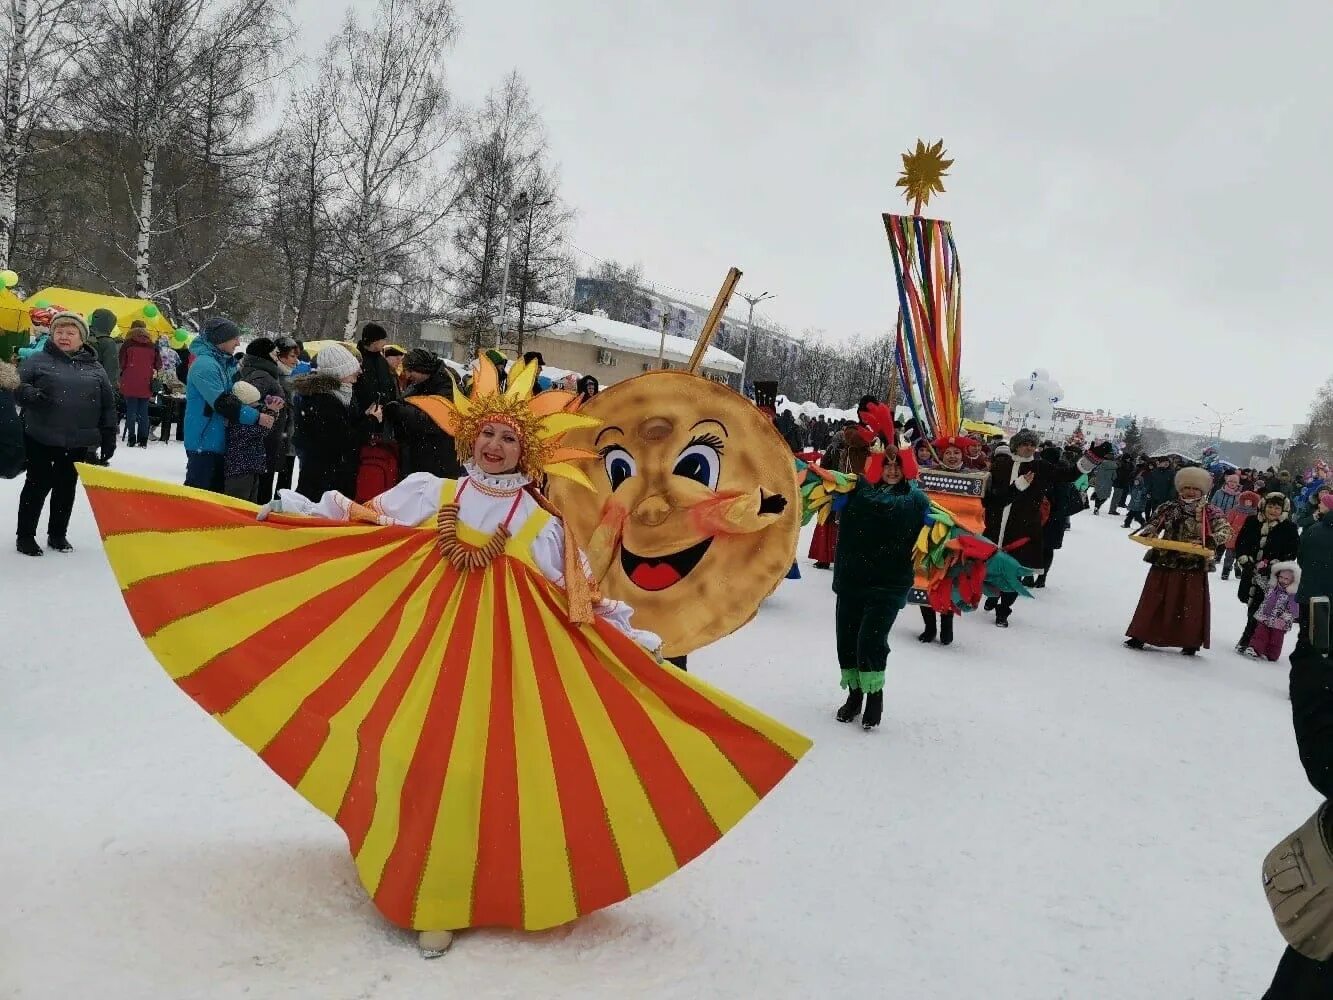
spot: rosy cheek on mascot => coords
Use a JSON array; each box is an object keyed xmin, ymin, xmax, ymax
[
  {"xmin": 548, "ymin": 371, "xmax": 802, "ymax": 661},
  {"xmin": 74, "ymin": 353, "xmax": 811, "ymax": 954}
]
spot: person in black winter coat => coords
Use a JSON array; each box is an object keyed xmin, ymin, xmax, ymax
[
  {"xmin": 1145, "ymin": 455, "xmax": 1177, "ymax": 514},
  {"xmin": 383, "ymin": 349, "xmax": 461, "ymax": 480},
  {"xmin": 292, "ymin": 362, "xmax": 364, "ymax": 502},
  {"xmin": 0, "ymin": 358, "xmax": 24, "ymax": 479},
  {"xmin": 352, "ymin": 322, "xmax": 401, "ymax": 420},
  {"xmin": 1262, "ymin": 638, "xmax": 1333, "ymax": 998},
  {"xmin": 238, "ymin": 338, "xmax": 293, "ymax": 504},
  {"xmin": 14, "ymin": 313, "xmax": 117, "ymax": 555},
  {"xmin": 1235, "ymin": 492, "xmax": 1302, "ymax": 652}
]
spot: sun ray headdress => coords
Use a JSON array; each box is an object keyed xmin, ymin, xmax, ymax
[{"xmin": 427, "ymin": 353, "xmax": 600, "ymax": 489}]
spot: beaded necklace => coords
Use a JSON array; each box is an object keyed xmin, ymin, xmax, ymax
[{"xmin": 435, "ymin": 477, "xmax": 526, "ymax": 571}]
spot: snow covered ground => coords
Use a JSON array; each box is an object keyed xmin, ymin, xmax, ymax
[{"xmin": 2, "ymin": 444, "xmax": 1314, "ymax": 998}]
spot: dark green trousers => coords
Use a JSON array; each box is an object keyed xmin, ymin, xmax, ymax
[{"xmin": 835, "ymin": 591, "xmax": 905, "ymax": 693}]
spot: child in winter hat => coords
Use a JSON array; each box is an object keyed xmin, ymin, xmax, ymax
[
  {"xmin": 1248, "ymin": 561, "xmax": 1301, "ymax": 661},
  {"xmin": 223, "ymin": 380, "xmax": 281, "ymax": 502}
]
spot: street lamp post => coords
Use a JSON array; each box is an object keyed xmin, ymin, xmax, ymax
[
  {"xmin": 737, "ymin": 290, "xmax": 776, "ymax": 394},
  {"xmin": 495, "ymin": 189, "xmax": 530, "ymax": 348}
]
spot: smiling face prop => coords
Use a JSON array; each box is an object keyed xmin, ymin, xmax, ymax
[{"xmin": 548, "ymin": 372, "xmax": 800, "ymax": 657}]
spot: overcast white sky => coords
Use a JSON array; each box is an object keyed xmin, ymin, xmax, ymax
[{"xmin": 290, "ymin": 0, "xmax": 1332, "ymax": 439}]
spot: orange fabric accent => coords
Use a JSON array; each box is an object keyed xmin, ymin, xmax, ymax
[
  {"xmin": 514, "ymin": 576, "xmax": 629, "ymax": 913},
  {"xmin": 89, "ymin": 485, "xmax": 252, "ymax": 535},
  {"xmin": 260, "ymin": 554, "xmax": 442, "ymax": 786},
  {"xmin": 373, "ymin": 570, "xmax": 491, "ymax": 927},
  {"xmin": 337, "ymin": 568, "xmax": 474, "ymax": 855},
  {"xmin": 572, "ymin": 631, "xmax": 718, "ymax": 866},
  {"xmin": 180, "ymin": 536, "xmax": 428, "ymax": 714},
  {"xmin": 125, "ymin": 532, "xmax": 405, "ymax": 639},
  {"xmin": 587, "ymin": 596, "xmax": 801, "ymax": 796},
  {"xmin": 469, "ymin": 571, "xmax": 525, "ymax": 927}
]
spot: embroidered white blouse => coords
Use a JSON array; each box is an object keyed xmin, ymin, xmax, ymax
[{"xmin": 266, "ymin": 464, "xmax": 661, "ymax": 653}]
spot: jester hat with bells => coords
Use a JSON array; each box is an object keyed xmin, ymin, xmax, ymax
[{"xmin": 425, "ymin": 352, "xmax": 604, "ymax": 621}]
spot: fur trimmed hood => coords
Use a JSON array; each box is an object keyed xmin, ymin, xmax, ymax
[
  {"xmin": 1271, "ymin": 560, "xmax": 1301, "ymax": 593},
  {"xmin": 0, "ymin": 359, "xmax": 17, "ymax": 392},
  {"xmin": 292, "ymin": 372, "xmax": 345, "ymax": 396},
  {"xmin": 1263, "ymin": 491, "xmax": 1292, "ymax": 518}
]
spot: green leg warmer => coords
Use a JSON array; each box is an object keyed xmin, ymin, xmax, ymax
[
  {"xmin": 840, "ymin": 668, "xmax": 860, "ymax": 690},
  {"xmin": 858, "ymin": 670, "xmax": 886, "ymax": 694}
]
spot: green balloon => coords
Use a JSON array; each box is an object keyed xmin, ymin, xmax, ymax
[
  {"xmin": 34, "ymin": 298, "xmax": 49, "ymax": 309},
  {"xmin": 143, "ymin": 303, "xmax": 160, "ymax": 318}
]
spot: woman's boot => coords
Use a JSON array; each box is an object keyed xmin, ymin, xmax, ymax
[
  {"xmin": 939, "ymin": 613, "xmax": 954, "ymax": 646},
  {"xmin": 418, "ymin": 930, "xmax": 454, "ymax": 958}
]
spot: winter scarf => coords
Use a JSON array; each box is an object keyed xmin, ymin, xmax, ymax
[{"xmin": 333, "ymin": 384, "xmax": 354, "ymax": 408}]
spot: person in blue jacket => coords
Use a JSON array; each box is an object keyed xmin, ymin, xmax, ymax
[{"xmin": 184, "ymin": 317, "xmax": 273, "ymax": 492}]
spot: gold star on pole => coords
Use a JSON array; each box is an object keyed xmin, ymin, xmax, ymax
[{"xmin": 896, "ymin": 138, "xmax": 953, "ymax": 215}]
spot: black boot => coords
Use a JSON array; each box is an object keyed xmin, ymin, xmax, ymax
[
  {"xmin": 861, "ymin": 692, "xmax": 883, "ymax": 730},
  {"xmin": 1124, "ymin": 638, "xmax": 1146, "ymax": 650},
  {"xmin": 939, "ymin": 614, "xmax": 954, "ymax": 646},
  {"xmin": 984, "ymin": 595, "xmax": 997, "ymax": 612},
  {"xmin": 1181, "ymin": 647, "xmax": 1198, "ymax": 657},
  {"xmin": 16, "ymin": 536, "xmax": 42, "ymax": 557},
  {"xmin": 836, "ymin": 689, "xmax": 863, "ymax": 723},
  {"xmin": 46, "ymin": 537, "xmax": 73, "ymax": 553}
]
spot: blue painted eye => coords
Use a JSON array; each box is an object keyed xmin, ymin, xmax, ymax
[
  {"xmin": 673, "ymin": 444, "xmax": 720, "ymax": 490},
  {"xmin": 603, "ymin": 447, "xmax": 636, "ymax": 490}
]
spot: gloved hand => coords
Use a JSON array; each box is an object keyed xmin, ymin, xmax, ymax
[
  {"xmin": 15, "ymin": 384, "xmax": 47, "ymax": 406},
  {"xmin": 257, "ymin": 498, "xmax": 284, "ymax": 522},
  {"xmin": 99, "ymin": 428, "xmax": 117, "ymax": 464}
]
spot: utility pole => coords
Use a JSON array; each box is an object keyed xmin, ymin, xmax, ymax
[
  {"xmin": 1202, "ymin": 402, "xmax": 1244, "ymax": 443},
  {"xmin": 495, "ymin": 189, "xmax": 530, "ymax": 348},
  {"xmin": 737, "ymin": 290, "xmax": 776, "ymax": 393},
  {"xmin": 656, "ymin": 310, "xmax": 669, "ymax": 367}
]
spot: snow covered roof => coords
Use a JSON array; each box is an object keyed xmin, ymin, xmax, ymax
[{"xmin": 535, "ymin": 308, "xmax": 743, "ymax": 374}]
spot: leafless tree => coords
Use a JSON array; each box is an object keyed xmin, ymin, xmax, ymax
[
  {"xmin": 508, "ymin": 161, "xmax": 573, "ymax": 354},
  {"xmin": 447, "ymin": 70, "xmax": 545, "ymax": 351},
  {"xmin": 71, "ymin": 0, "xmax": 291, "ymax": 305},
  {"xmin": 322, "ymin": 0, "xmax": 459, "ymax": 340},
  {"xmin": 0, "ymin": 0, "xmax": 90, "ymax": 269}
]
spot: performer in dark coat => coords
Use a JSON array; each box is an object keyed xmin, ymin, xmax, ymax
[
  {"xmin": 383, "ymin": 349, "xmax": 462, "ymax": 480},
  {"xmin": 982, "ymin": 429, "xmax": 1082, "ymax": 626},
  {"xmin": 1125, "ymin": 466, "xmax": 1231, "ymax": 654},
  {"xmin": 1235, "ymin": 491, "xmax": 1301, "ymax": 653}
]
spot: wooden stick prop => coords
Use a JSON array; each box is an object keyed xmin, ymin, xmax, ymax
[{"xmin": 686, "ymin": 267, "xmax": 743, "ymax": 375}]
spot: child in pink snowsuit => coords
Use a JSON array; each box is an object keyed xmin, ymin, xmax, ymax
[{"xmin": 1248, "ymin": 561, "xmax": 1301, "ymax": 661}]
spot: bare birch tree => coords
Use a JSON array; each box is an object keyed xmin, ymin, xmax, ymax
[
  {"xmin": 73, "ymin": 0, "xmax": 290, "ymax": 303},
  {"xmin": 0, "ymin": 0, "xmax": 89, "ymax": 269},
  {"xmin": 322, "ymin": 0, "xmax": 459, "ymax": 340}
]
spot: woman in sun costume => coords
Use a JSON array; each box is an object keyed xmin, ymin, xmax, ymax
[{"xmin": 76, "ymin": 355, "xmax": 811, "ymax": 956}]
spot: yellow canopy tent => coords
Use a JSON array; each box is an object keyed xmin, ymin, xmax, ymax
[
  {"xmin": 24, "ymin": 287, "xmax": 175, "ymax": 338},
  {"xmin": 962, "ymin": 418, "xmax": 1005, "ymax": 439},
  {"xmin": 302, "ymin": 340, "xmax": 361, "ymax": 361},
  {"xmin": 0, "ymin": 287, "xmax": 31, "ymax": 334}
]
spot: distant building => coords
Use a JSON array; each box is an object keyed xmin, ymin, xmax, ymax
[
  {"xmin": 572, "ymin": 277, "xmax": 801, "ymax": 384},
  {"xmin": 981, "ymin": 401, "xmax": 1124, "ymax": 442},
  {"xmin": 419, "ymin": 307, "xmax": 743, "ymax": 386}
]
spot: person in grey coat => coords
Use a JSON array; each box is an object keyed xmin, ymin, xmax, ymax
[
  {"xmin": 14, "ymin": 312, "xmax": 117, "ymax": 556},
  {"xmin": 1091, "ymin": 454, "xmax": 1119, "ymax": 515}
]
